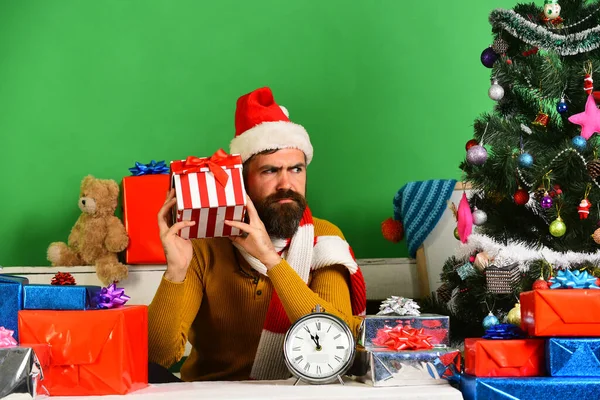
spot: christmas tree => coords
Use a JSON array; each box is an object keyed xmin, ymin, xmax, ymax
[{"xmin": 426, "ymin": 0, "xmax": 600, "ymax": 342}]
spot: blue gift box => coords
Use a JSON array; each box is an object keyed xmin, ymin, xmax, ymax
[
  {"xmin": 0, "ymin": 274, "xmax": 28, "ymax": 341},
  {"xmin": 23, "ymin": 285, "xmax": 101, "ymax": 310},
  {"xmin": 547, "ymin": 338, "xmax": 600, "ymax": 377},
  {"xmin": 460, "ymin": 374, "xmax": 600, "ymax": 400}
]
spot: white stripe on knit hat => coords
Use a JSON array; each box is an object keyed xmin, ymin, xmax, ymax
[{"xmin": 249, "ymin": 331, "xmax": 290, "ymax": 380}]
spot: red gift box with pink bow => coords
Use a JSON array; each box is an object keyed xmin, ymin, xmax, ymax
[{"xmin": 170, "ymin": 149, "xmax": 247, "ymax": 239}]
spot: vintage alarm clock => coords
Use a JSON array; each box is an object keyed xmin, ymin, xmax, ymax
[{"xmin": 283, "ymin": 305, "xmax": 355, "ymax": 385}]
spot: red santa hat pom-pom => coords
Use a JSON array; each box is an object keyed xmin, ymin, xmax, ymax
[
  {"xmin": 382, "ymin": 218, "xmax": 404, "ymax": 243},
  {"xmin": 51, "ymin": 272, "xmax": 76, "ymax": 286}
]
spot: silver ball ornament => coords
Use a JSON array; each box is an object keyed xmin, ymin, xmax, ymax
[
  {"xmin": 467, "ymin": 145, "xmax": 488, "ymax": 166},
  {"xmin": 472, "ymin": 208, "xmax": 488, "ymax": 226},
  {"xmin": 488, "ymin": 81, "xmax": 505, "ymax": 101}
]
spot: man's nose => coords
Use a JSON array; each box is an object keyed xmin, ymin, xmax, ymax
[{"xmin": 276, "ymin": 172, "xmax": 292, "ymax": 190}]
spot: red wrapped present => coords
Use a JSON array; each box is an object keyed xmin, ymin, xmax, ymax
[
  {"xmin": 18, "ymin": 306, "xmax": 148, "ymax": 396},
  {"xmin": 170, "ymin": 149, "xmax": 247, "ymax": 239},
  {"xmin": 521, "ymin": 290, "xmax": 600, "ymax": 336},
  {"xmin": 464, "ymin": 338, "xmax": 545, "ymax": 377},
  {"xmin": 122, "ymin": 171, "xmax": 170, "ymax": 264}
]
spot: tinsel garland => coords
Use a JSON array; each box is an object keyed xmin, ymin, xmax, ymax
[
  {"xmin": 490, "ymin": 9, "xmax": 600, "ymax": 56},
  {"xmin": 457, "ymin": 233, "xmax": 600, "ymax": 270}
]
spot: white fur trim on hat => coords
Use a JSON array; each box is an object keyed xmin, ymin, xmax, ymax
[{"xmin": 230, "ymin": 121, "xmax": 313, "ymax": 164}]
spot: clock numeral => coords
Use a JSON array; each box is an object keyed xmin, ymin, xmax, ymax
[
  {"xmin": 336, "ymin": 345, "xmax": 345, "ymax": 350},
  {"xmin": 292, "ymin": 346, "xmax": 301, "ymax": 351},
  {"xmin": 304, "ymin": 362, "xmax": 311, "ymax": 372},
  {"xmin": 334, "ymin": 334, "xmax": 341, "ymax": 340},
  {"xmin": 303, "ymin": 326, "xmax": 311, "ymax": 334},
  {"xmin": 315, "ymin": 322, "xmax": 321, "ymax": 331},
  {"xmin": 316, "ymin": 365, "xmax": 322, "ymax": 374},
  {"xmin": 327, "ymin": 325, "xmax": 332, "ymax": 333},
  {"xmin": 334, "ymin": 355, "xmax": 343, "ymax": 362},
  {"xmin": 294, "ymin": 336, "xmax": 303, "ymax": 340},
  {"xmin": 328, "ymin": 363, "xmax": 334, "ymax": 370},
  {"xmin": 295, "ymin": 355, "xmax": 303, "ymax": 362}
]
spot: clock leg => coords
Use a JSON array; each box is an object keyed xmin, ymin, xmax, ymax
[
  {"xmin": 293, "ymin": 377, "xmax": 301, "ymax": 386},
  {"xmin": 337, "ymin": 375, "xmax": 345, "ymax": 385}
]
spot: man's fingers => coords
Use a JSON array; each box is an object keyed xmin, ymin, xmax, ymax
[
  {"xmin": 244, "ymin": 196, "xmax": 263, "ymax": 227},
  {"xmin": 224, "ymin": 219, "xmax": 253, "ymax": 234},
  {"xmin": 158, "ymin": 197, "xmax": 177, "ymax": 233},
  {"xmin": 166, "ymin": 220, "xmax": 195, "ymax": 237}
]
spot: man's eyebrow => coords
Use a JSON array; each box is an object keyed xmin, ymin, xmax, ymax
[
  {"xmin": 289, "ymin": 163, "xmax": 306, "ymax": 169},
  {"xmin": 259, "ymin": 164, "xmax": 281, "ymax": 171}
]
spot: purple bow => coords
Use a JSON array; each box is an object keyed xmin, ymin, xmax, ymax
[{"xmin": 96, "ymin": 283, "xmax": 131, "ymax": 309}]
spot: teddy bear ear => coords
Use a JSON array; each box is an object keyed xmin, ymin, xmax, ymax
[
  {"xmin": 106, "ymin": 179, "xmax": 120, "ymax": 198},
  {"xmin": 81, "ymin": 175, "xmax": 95, "ymax": 188}
]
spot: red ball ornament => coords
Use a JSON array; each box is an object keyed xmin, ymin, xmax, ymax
[
  {"xmin": 506, "ymin": 59, "xmax": 513, "ymax": 65},
  {"xmin": 381, "ymin": 218, "xmax": 404, "ymax": 243},
  {"xmin": 465, "ymin": 139, "xmax": 479, "ymax": 151},
  {"xmin": 513, "ymin": 188, "xmax": 530, "ymax": 205},
  {"xmin": 532, "ymin": 278, "xmax": 550, "ymax": 290}
]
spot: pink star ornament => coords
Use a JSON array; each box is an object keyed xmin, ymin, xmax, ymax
[{"xmin": 568, "ymin": 94, "xmax": 600, "ymax": 140}]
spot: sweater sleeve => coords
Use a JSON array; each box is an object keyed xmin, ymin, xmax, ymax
[
  {"xmin": 267, "ymin": 261, "xmax": 363, "ymax": 338},
  {"xmin": 148, "ymin": 241, "xmax": 205, "ymax": 368}
]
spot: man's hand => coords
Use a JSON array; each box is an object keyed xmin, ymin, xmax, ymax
[
  {"xmin": 158, "ymin": 189, "xmax": 196, "ymax": 283},
  {"xmin": 224, "ymin": 196, "xmax": 282, "ymax": 270}
]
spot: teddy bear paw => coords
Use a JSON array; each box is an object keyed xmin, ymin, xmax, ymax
[
  {"xmin": 97, "ymin": 263, "xmax": 129, "ymax": 286},
  {"xmin": 47, "ymin": 242, "xmax": 68, "ymax": 265}
]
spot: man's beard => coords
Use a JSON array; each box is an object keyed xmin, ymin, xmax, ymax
[{"xmin": 253, "ymin": 190, "xmax": 307, "ymax": 239}]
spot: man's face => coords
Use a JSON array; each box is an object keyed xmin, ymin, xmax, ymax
[{"xmin": 245, "ymin": 148, "xmax": 307, "ymax": 238}]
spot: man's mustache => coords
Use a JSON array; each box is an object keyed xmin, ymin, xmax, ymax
[{"xmin": 265, "ymin": 190, "xmax": 305, "ymax": 205}]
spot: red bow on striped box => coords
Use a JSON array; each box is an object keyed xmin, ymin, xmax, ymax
[{"xmin": 170, "ymin": 149, "xmax": 247, "ymax": 239}]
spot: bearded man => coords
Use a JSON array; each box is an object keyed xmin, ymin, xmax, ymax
[{"xmin": 148, "ymin": 87, "xmax": 366, "ymax": 382}]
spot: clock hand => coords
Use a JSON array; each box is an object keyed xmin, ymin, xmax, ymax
[{"xmin": 309, "ymin": 332, "xmax": 322, "ymax": 350}]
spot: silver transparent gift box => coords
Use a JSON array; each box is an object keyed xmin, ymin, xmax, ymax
[
  {"xmin": 358, "ymin": 314, "xmax": 450, "ymax": 347},
  {"xmin": 0, "ymin": 347, "xmax": 44, "ymax": 399},
  {"xmin": 354, "ymin": 346, "xmax": 461, "ymax": 387}
]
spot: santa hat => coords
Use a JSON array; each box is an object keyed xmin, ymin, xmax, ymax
[{"xmin": 230, "ymin": 87, "xmax": 313, "ymax": 164}]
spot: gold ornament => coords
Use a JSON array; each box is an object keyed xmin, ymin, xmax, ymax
[
  {"xmin": 473, "ymin": 252, "xmax": 491, "ymax": 271},
  {"xmin": 507, "ymin": 303, "xmax": 521, "ymax": 326},
  {"xmin": 593, "ymin": 228, "xmax": 600, "ymax": 244}
]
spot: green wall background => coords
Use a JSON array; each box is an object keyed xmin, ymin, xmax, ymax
[{"xmin": 0, "ymin": 0, "xmax": 517, "ymax": 266}]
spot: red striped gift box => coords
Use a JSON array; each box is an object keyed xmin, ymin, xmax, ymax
[{"xmin": 170, "ymin": 150, "xmax": 247, "ymax": 239}]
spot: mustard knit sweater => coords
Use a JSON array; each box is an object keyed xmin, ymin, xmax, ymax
[{"xmin": 148, "ymin": 217, "xmax": 362, "ymax": 382}]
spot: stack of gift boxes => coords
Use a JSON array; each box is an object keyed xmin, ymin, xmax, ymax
[
  {"xmin": 123, "ymin": 150, "xmax": 247, "ymax": 265},
  {"xmin": 0, "ymin": 150, "xmax": 248, "ymax": 397},
  {"xmin": 355, "ymin": 296, "xmax": 461, "ymax": 386},
  {"xmin": 0, "ymin": 275, "xmax": 148, "ymax": 397},
  {"xmin": 461, "ymin": 271, "xmax": 600, "ymax": 399}
]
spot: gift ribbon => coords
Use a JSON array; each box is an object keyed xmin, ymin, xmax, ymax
[
  {"xmin": 96, "ymin": 283, "xmax": 131, "ymax": 309},
  {"xmin": 549, "ymin": 269, "xmax": 600, "ymax": 289},
  {"xmin": 376, "ymin": 295, "xmax": 421, "ymax": 316},
  {"xmin": 482, "ymin": 323, "xmax": 526, "ymax": 340},
  {"xmin": 0, "ymin": 326, "xmax": 17, "ymax": 347},
  {"xmin": 171, "ymin": 149, "xmax": 238, "ymax": 187},
  {"xmin": 129, "ymin": 160, "xmax": 170, "ymax": 176},
  {"xmin": 372, "ymin": 325, "xmax": 433, "ymax": 351}
]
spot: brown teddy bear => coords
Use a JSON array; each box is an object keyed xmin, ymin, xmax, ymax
[{"xmin": 47, "ymin": 175, "xmax": 129, "ymax": 285}]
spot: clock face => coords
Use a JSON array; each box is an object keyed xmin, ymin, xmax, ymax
[{"xmin": 284, "ymin": 314, "xmax": 354, "ymax": 383}]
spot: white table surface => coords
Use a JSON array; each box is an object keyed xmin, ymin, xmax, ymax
[{"xmin": 34, "ymin": 378, "xmax": 463, "ymax": 400}]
